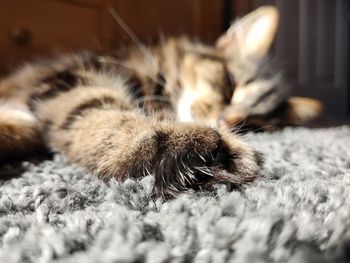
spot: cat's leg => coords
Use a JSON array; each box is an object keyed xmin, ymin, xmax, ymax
[
  {"xmin": 0, "ymin": 102, "xmax": 41, "ymax": 160},
  {"xmin": 46, "ymin": 104, "xmax": 262, "ymax": 196},
  {"xmin": 30, "ymin": 74, "xmax": 262, "ymax": 196}
]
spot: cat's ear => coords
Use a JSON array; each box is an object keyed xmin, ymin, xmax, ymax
[
  {"xmin": 216, "ymin": 6, "xmax": 279, "ymax": 60},
  {"xmin": 276, "ymin": 97, "xmax": 323, "ymax": 125}
]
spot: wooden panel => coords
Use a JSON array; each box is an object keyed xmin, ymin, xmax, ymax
[
  {"xmin": 114, "ymin": 0, "xmax": 222, "ymax": 43},
  {"xmin": 56, "ymin": 0, "xmax": 103, "ymax": 8},
  {"xmin": 232, "ymin": 0, "xmax": 253, "ymax": 16},
  {"xmin": 0, "ymin": 0, "xmax": 224, "ymax": 73},
  {"xmin": 193, "ymin": 0, "xmax": 223, "ymax": 41},
  {"xmin": 0, "ymin": 0, "xmax": 101, "ymax": 72}
]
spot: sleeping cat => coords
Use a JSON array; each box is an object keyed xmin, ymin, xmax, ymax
[{"xmin": 0, "ymin": 6, "xmax": 321, "ymax": 197}]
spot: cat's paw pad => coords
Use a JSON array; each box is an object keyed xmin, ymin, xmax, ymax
[{"xmin": 153, "ymin": 124, "xmax": 263, "ymax": 196}]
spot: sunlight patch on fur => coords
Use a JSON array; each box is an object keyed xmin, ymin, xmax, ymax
[{"xmin": 177, "ymin": 90, "xmax": 194, "ymax": 122}]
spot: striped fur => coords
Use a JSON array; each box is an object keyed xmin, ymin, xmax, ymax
[
  {"xmin": 0, "ymin": 39, "xmax": 261, "ymax": 196},
  {"xmin": 0, "ymin": 6, "xmax": 320, "ymax": 196}
]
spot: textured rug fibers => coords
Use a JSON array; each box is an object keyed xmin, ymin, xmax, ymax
[{"xmin": 0, "ymin": 126, "xmax": 350, "ymax": 263}]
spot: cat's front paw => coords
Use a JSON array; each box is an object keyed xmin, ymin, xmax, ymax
[{"xmin": 152, "ymin": 123, "xmax": 263, "ymax": 196}]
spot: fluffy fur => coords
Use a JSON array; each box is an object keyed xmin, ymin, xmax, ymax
[
  {"xmin": 0, "ymin": 6, "xmax": 320, "ymax": 196},
  {"xmin": 1, "ymin": 127, "xmax": 349, "ymax": 262}
]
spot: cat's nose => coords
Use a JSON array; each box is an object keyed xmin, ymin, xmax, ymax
[
  {"xmin": 217, "ymin": 116, "xmax": 232, "ymax": 129},
  {"xmin": 217, "ymin": 115, "xmax": 242, "ymax": 129},
  {"xmin": 218, "ymin": 109, "xmax": 246, "ymax": 128},
  {"xmin": 217, "ymin": 115, "xmax": 226, "ymax": 128}
]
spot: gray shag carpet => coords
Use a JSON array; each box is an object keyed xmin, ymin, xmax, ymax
[{"xmin": 0, "ymin": 127, "xmax": 350, "ymax": 263}]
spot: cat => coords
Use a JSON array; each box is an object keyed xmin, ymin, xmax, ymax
[{"xmin": 0, "ymin": 6, "xmax": 321, "ymax": 197}]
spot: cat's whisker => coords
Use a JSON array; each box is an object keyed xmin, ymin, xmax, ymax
[
  {"xmin": 134, "ymin": 95, "xmax": 171, "ymax": 108},
  {"xmin": 177, "ymin": 161, "xmax": 187, "ymax": 186},
  {"xmin": 224, "ymin": 116, "xmax": 246, "ymax": 128},
  {"xmin": 224, "ymin": 118, "xmax": 252, "ymax": 135},
  {"xmin": 248, "ymin": 124, "xmax": 274, "ymax": 134},
  {"xmin": 169, "ymin": 185, "xmax": 179, "ymax": 195},
  {"xmin": 196, "ymin": 152, "xmax": 206, "ymax": 162},
  {"xmin": 186, "ymin": 165, "xmax": 196, "ymax": 179},
  {"xmin": 144, "ymin": 166, "xmax": 152, "ymax": 177},
  {"xmin": 194, "ymin": 166, "xmax": 214, "ymax": 177},
  {"xmin": 96, "ymin": 58, "xmax": 180, "ymax": 102},
  {"xmin": 96, "ymin": 57, "xmax": 161, "ymax": 86},
  {"xmin": 107, "ymin": 57, "xmax": 184, "ymax": 101},
  {"xmin": 181, "ymin": 159, "xmax": 194, "ymax": 186},
  {"xmin": 108, "ymin": 8, "xmax": 156, "ymax": 68}
]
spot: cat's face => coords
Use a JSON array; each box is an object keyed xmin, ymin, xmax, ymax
[
  {"xmin": 177, "ymin": 51, "xmax": 232, "ymax": 126},
  {"xmin": 176, "ymin": 6, "xmax": 322, "ymax": 129}
]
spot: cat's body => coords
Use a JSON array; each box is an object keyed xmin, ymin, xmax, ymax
[{"xmin": 0, "ymin": 7, "xmax": 321, "ymax": 196}]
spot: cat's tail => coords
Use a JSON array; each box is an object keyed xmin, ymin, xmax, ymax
[{"xmin": 0, "ymin": 102, "xmax": 41, "ymax": 161}]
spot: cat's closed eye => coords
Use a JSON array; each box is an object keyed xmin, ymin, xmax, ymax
[{"xmin": 223, "ymin": 72, "xmax": 236, "ymax": 104}]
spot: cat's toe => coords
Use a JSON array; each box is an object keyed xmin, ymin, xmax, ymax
[
  {"xmin": 213, "ymin": 129, "xmax": 264, "ymax": 185},
  {"xmin": 190, "ymin": 130, "xmax": 263, "ymax": 192},
  {"xmin": 153, "ymin": 124, "xmax": 263, "ymax": 197}
]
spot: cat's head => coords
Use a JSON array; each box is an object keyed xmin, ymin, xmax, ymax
[{"xmin": 176, "ymin": 6, "xmax": 322, "ymax": 130}]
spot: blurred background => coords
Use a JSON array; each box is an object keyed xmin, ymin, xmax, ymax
[{"xmin": 0, "ymin": 0, "xmax": 349, "ymax": 120}]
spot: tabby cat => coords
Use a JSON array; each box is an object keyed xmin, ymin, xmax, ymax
[{"xmin": 0, "ymin": 6, "xmax": 321, "ymax": 196}]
